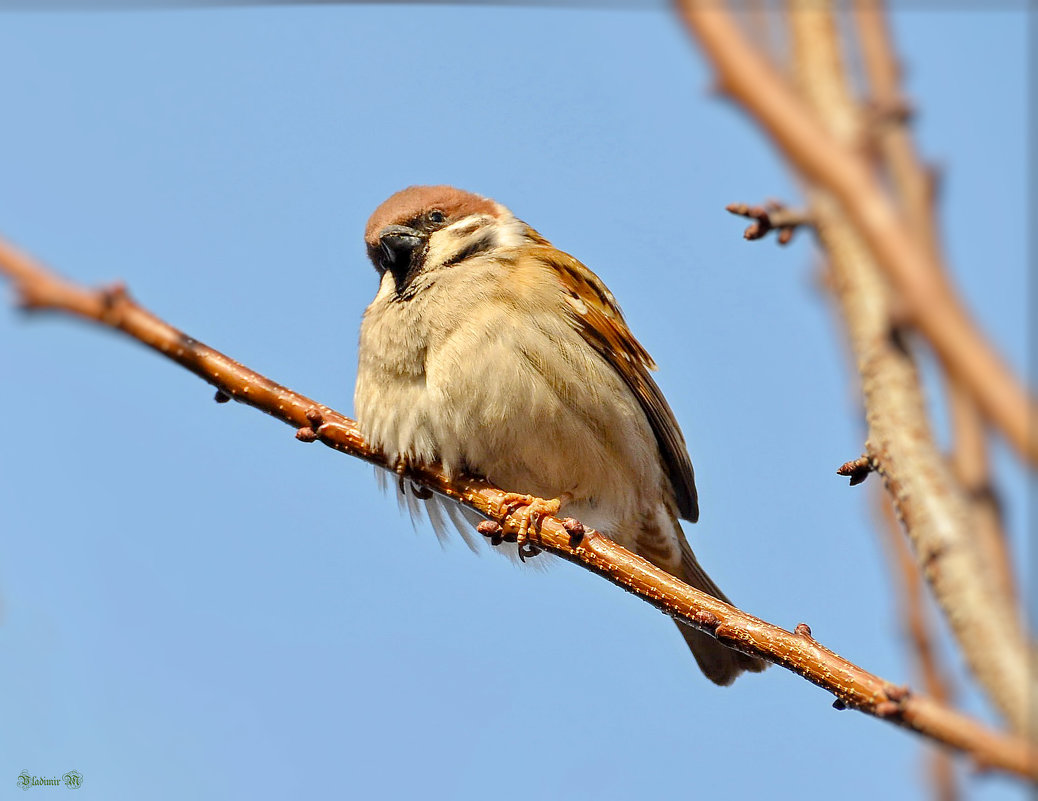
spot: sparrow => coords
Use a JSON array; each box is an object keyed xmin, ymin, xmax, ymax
[{"xmin": 354, "ymin": 185, "xmax": 766, "ymax": 685}]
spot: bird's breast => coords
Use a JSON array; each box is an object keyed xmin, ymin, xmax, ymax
[{"xmin": 355, "ymin": 260, "xmax": 665, "ymax": 532}]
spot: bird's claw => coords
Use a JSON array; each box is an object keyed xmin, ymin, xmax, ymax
[{"xmin": 490, "ymin": 493, "xmax": 561, "ymax": 560}]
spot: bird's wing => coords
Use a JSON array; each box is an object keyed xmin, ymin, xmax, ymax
[{"xmin": 533, "ymin": 244, "xmax": 699, "ymax": 522}]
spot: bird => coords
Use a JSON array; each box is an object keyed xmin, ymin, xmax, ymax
[{"xmin": 354, "ymin": 185, "xmax": 766, "ymax": 685}]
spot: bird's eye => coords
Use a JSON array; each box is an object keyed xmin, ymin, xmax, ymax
[{"xmin": 428, "ymin": 210, "xmax": 446, "ymax": 224}]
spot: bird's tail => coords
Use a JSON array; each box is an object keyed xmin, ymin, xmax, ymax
[{"xmin": 676, "ymin": 538, "xmax": 768, "ymax": 686}]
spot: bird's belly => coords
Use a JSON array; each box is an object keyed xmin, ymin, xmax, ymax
[{"xmin": 424, "ymin": 325, "xmax": 660, "ymax": 531}]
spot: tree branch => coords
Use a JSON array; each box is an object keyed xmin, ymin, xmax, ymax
[
  {"xmin": 675, "ymin": 1, "xmax": 1037, "ymax": 466},
  {"xmin": 853, "ymin": 0, "xmax": 1019, "ymax": 619},
  {"xmin": 1, "ymin": 236, "xmax": 1035, "ymax": 780},
  {"xmin": 675, "ymin": 0, "xmax": 1032, "ymax": 736},
  {"xmin": 878, "ymin": 493, "xmax": 959, "ymax": 801},
  {"xmin": 945, "ymin": 379, "xmax": 1018, "ymax": 610},
  {"xmin": 777, "ymin": 1, "xmax": 1030, "ymax": 734}
]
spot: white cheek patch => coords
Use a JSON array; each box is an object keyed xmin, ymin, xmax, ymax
[
  {"xmin": 419, "ymin": 212, "xmax": 533, "ymax": 274},
  {"xmin": 427, "ymin": 217, "xmax": 494, "ymax": 267},
  {"xmin": 424, "ymin": 230, "xmax": 452, "ymax": 268}
]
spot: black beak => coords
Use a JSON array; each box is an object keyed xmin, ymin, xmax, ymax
[{"xmin": 378, "ymin": 225, "xmax": 423, "ymax": 272}]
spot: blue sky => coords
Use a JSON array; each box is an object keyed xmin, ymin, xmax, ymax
[{"xmin": 0, "ymin": 5, "xmax": 1029, "ymax": 800}]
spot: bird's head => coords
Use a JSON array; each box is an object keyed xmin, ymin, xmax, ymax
[{"xmin": 364, "ymin": 185, "xmax": 532, "ymax": 297}]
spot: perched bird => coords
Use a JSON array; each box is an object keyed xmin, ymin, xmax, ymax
[{"xmin": 355, "ymin": 185, "xmax": 766, "ymax": 685}]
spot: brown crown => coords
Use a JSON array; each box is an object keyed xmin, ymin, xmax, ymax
[{"xmin": 364, "ymin": 185, "xmax": 500, "ymax": 246}]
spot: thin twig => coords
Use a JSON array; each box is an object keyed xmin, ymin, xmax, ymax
[
  {"xmin": 675, "ymin": 0, "xmax": 1037, "ymax": 465},
  {"xmin": 0, "ymin": 237, "xmax": 1034, "ymax": 779},
  {"xmin": 725, "ymin": 201, "xmax": 810, "ymax": 244}
]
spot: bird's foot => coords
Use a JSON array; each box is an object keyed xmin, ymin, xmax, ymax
[{"xmin": 490, "ymin": 493, "xmax": 562, "ymax": 561}]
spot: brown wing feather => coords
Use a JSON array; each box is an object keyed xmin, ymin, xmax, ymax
[{"xmin": 533, "ymin": 244, "xmax": 699, "ymax": 522}]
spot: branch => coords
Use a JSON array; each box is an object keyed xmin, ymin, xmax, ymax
[
  {"xmin": 945, "ymin": 380, "xmax": 1018, "ymax": 610},
  {"xmin": 774, "ymin": 2, "xmax": 1030, "ymax": 734},
  {"xmin": 878, "ymin": 494, "xmax": 959, "ymax": 801},
  {"xmin": 853, "ymin": 1, "xmax": 1019, "ymax": 618},
  {"xmin": 675, "ymin": 1, "xmax": 1037, "ymax": 465},
  {"xmin": 1, "ymin": 237, "xmax": 1035, "ymax": 780},
  {"xmin": 852, "ymin": 4, "xmax": 938, "ymax": 264}
]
